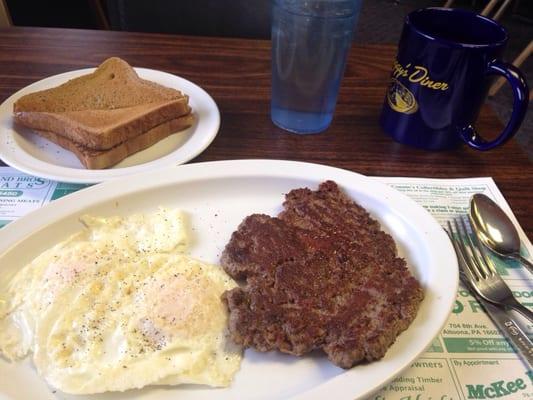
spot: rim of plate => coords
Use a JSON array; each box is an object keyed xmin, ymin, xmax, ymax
[
  {"xmin": 0, "ymin": 159, "xmax": 458, "ymax": 400},
  {"xmin": 0, "ymin": 67, "xmax": 220, "ymax": 183}
]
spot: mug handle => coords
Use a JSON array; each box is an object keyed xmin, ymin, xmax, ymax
[{"xmin": 460, "ymin": 60, "xmax": 529, "ymax": 151}]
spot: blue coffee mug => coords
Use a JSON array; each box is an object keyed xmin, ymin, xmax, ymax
[{"xmin": 380, "ymin": 8, "xmax": 529, "ymax": 151}]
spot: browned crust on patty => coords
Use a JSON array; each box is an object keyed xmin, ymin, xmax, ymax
[{"xmin": 221, "ymin": 181, "xmax": 424, "ymax": 368}]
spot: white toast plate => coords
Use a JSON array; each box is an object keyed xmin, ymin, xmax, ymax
[
  {"xmin": 0, "ymin": 160, "xmax": 458, "ymax": 400},
  {"xmin": 0, "ymin": 67, "xmax": 219, "ymax": 183}
]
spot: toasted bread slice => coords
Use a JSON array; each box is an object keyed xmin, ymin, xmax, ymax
[
  {"xmin": 13, "ymin": 57, "xmax": 191, "ymax": 150},
  {"xmin": 14, "ymin": 57, "xmax": 184, "ymax": 112},
  {"xmin": 15, "ymin": 99, "xmax": 190, "ymax": 150},
  {"xmin": 34, "ymin": 113, "xmax": 195, "ymax": 169}
]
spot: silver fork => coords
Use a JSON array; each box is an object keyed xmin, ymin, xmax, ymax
[{"xmin": 445, "ymin": 217, "xmax": 533, "ymax": 322}]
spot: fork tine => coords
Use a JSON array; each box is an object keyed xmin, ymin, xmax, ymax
[
  {"xmin": 451, "ymin": 218, "xmax": 481, "ymax": 281},
  {"xmin": 444, "ymin": 224, "xmax": 479, "ymax": 288},
  {"xmin": 460, "ymin": 217, "xmax": 493, "ymax": 278},
  {"xmin": 478, "ymin": 244, "xmax": 497, "ymax": 275},
  {"xmin": 456, "ymin": 217, "xmax": 486, "ymax": 279},
  {"xmin": 447, "ymin": 220, "xmax": 480, "ymax": 282},
  {"xmin": 468, "ymin": 215, "xmax": 498, "ymax": 275}
]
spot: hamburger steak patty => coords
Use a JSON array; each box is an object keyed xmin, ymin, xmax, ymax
[{"xmin": 221, "ymin": 180, "xmax": 424, "ymax": 368}]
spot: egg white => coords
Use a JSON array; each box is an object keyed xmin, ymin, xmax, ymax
[{"xmin": 0, "ymin": 208, "xmax": 242, "ymax": 394}]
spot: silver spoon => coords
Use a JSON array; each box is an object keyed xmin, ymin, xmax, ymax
[{"xmin": 470, "ymin": 193, "xmax": 533, "ymax": 274}]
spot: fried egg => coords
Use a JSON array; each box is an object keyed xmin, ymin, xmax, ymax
[{"xmin": 0, "ymin": 208, "xmax": 241, "ymax": 394}]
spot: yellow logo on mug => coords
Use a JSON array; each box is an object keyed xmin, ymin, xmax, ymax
[
  {"xmin": 386, "ymin": 78, "xmax": 418, "ymax": 114},
  {"xmin": 392, "ymin": 61, "xmax": 450, "ymax": 91},
  {"xmin": 387, "ymin": 60, "xmax": 451, "ymax": 114}
]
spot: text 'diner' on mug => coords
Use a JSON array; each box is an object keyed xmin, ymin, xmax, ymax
[
  {"xmin": 271, "ymin": 0, "xmax": 363, "ymax": 134},
  {"xmin": 380, "ymin": 7, "xmax": 529, "ymax": 151}
]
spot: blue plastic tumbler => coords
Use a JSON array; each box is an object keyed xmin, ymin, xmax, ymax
[{"xmin": 271, "ymin": 0, "xmax": 362, "ymax": 134}]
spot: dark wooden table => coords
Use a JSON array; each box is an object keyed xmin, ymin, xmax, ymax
[{"xmin": 0, "ymin": 27, "xmax": 531, "ymax": 237}]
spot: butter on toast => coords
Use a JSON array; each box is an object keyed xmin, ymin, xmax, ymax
[
  {"xmin": 35, "ymin": 113, "xmax": 195, "ymax": 169},
  {"xmin": 13, "ymin": 57, "xmax": 190, "ymax": 150}
]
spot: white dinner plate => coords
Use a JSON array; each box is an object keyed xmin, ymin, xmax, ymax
[
  {"xmin": 0, "ymin": 67, "xmax": 220, "ymax": 183},
  {"xmin": 0, "ymin": 160, "xmax": 458, "ymax": 400}
]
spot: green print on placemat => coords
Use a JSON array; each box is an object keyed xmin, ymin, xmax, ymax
[
  {"xmin": 426, "ymin": 337, "xmax": 445, "ymax": 353},
  {"xmin": 487, "ymin": 252, "xmax": 520, "ymax": 274},
  {"xmin": 444, "ymin": 338, "xmax": 514, "ymax": 353},
  {"xmin": 0, "ymin": 190, "xmax": 23, "ymax": 197},
  {"xmin": 465, "ymin": 376, "xmax": 529, "ymax": 399},
  {"xmin": 512, "ymin": 289, "xmax": 533, "ymax": 309},
  {"xmin": 50, "ymin": 183, "xmax": 89, "ymax": 200}
]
